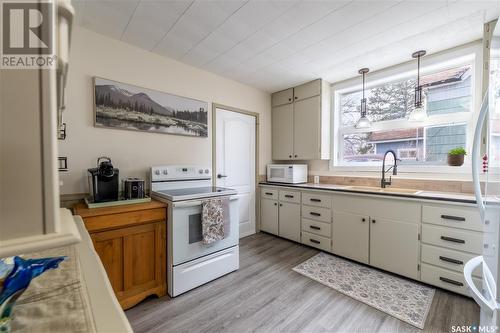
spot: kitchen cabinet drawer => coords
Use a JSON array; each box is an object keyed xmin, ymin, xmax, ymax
[
  {"xmin": 279, "ymin": 190, "xmax": 301, "ymax": 203},
  {"xmin": 421, "ymin": 224, "xmax": 483, "ymax": 254},
  {"xmin": 301, "ymin": 218, "xmax": 331, "ymax": 238},
  {"xmin": 261, "ymin": 188, "xmax": 278, "ymax": 200},
  {"xmin": 293, "ymin": 79, "xmax": 321, "ymax": 101},
  {"xmin": 272, "ymin": 88, "xmax": 294, "ymax": 106},
  {"xmin": 422, "ymin": 205, "xmax": 481, "ymax": 232},
  {"xmin": 421, "ymin": 244, "xmax": 481, "ymax": 277},
  {"xmin": 302, "ymin": 205, "xmax": 331, "ymax": 223},
  {"xmin": 302, "ymin": 192, "xmax": 332, "ymax": 208},
  {"xmin": 301, "ymin": 231, "xmax": 331, "ymax": 252},
  {"xmin": 421, "ymin": 263, "xmax": 481, "ymax": 296}
]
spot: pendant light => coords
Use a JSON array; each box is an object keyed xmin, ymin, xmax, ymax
[
  {"xmin": 355, "ymin": 68, "xmax": 371, "ymax": 129},
  {"xmin": 408, "ymin": 50, "xmax": 427, "ymax": 122}
]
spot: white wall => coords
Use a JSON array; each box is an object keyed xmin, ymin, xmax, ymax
[{"xmin": 59, "ymin": 27, "xmax": 271, "ymax": 195}]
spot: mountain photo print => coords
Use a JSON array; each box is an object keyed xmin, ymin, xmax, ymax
[{"xmin": 93, "ymin": 77, "xmax": 208, "ymax": 137}]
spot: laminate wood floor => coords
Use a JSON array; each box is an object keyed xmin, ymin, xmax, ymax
[{"xmin": 126, "ymin": 232, "xmax": 479, "ymax": 333}]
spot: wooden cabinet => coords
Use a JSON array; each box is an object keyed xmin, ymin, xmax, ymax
[
  {"xmin": 332, "ymin": 211, "xmax": 369, "ymax": 264},
  {"xmin": 279, "ymin": 202, "xmax": 301, "ymax": 242},
  {"xmin": 74, "ymin": 201, "xmax": 167, "ymax": 310},
  {"xmin": 271, "ymin": 79, "xmax": 330, "ymax": 160},
  {"xmin": 369, "ymin": 217, "xmax": 419, "ymax": 279},
  {"xmin": 272, "ymin": 103, "xmax": 294, "ymax": 160},
  {"xmin": 261, "ymin": 198, "xmax": 279, "ymax": 235}
]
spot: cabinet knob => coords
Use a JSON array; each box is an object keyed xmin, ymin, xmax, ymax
[
  {"xmin": 289, "ymin": 155, "xmax": 292, "ymax": 158},
  {"xmin": 371, "ymin": 219, "xmax": 376, "ymax": 223},
  {"xmin": 274, "ymin": 203, "xmax": 277, "ymax": 206},
  {"xmin": 295, "ymin": 96, "xmax": 298, "ymax": 100},
  {"xmin": 294, "ymin": 154, "xmax": 298, "ymax": 158},
  {"xmin": 280, "ymin": 203, "xmax": 283, "ymax": 207},
  {"xmin": 361, "ymin": 218, "xmax": 366, "ymax": 222},
  {"xmin": 288, "ymin": 98, "xmax": 291, "ymax": 101}
]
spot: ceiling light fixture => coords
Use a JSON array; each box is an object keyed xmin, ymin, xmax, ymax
[
  {"xmin": 408, "ymin": 50, "xmax": 428, "ymax": 122},
  {"xmin": 355, "ymin": 68, "xmax": 371, "ymax": 129}
]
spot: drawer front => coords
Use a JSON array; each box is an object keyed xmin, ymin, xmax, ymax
[
  {"xmin": 422, "ymin": 205, "xmax": 481, "ymax": 232},
  {"xmin": 272, "ymin": 88, "xmax": 294, "ymax": 106},
  {"xmin": 279, "ymin": 190, "xmax": 301, "ymax": 204},
  {"xmin": 302, "ymin": 192, "xmax": 332, "ymax": 208},
  {"xmin": 84, "ymin": 208, "xmax": 166, "ymax": 232},
  {"xmin": 301, "ymin": 231, "xmax": 331, "ymax": 252},
  {"xmin": 301, "ymin": 219, "xmax": 331, "ymax": 238},
  {"xmin": 421, "ymin": 263, "xmax": 481, "ymax": 296},
  {"xmin": 261, "ymin": 188, "xmax": 278, "ymax": 200},
  {"xmin": 302, "ymin": 205, "xmax": 331, "ymax": 223},
  {"xmin": 421, "ymin": 224, "xmax": 483, "ymax": 254},
  {"xmin": 421, "ymin": 244, "xmax": 482, "ymax": 277}
]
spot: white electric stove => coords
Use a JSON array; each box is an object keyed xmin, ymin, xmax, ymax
[{"xmin": 150, "ymin": 165, "xmax": 239, "ymax": 297}]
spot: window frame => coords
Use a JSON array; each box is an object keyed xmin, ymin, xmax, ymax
[{"xmin": 330, "ymin": 42, "xmax": 482, "ymax": 175}]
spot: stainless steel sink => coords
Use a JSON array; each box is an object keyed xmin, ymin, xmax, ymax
[{"xmin": 345, "ymin": 186, "xmax": 421, "ymax": 195}]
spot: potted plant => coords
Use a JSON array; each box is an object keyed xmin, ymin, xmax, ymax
[{"xmin": 447, "ymin": 147, "xmax": 467, "ymax": 166}]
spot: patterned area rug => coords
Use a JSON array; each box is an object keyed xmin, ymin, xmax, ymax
[{"xmin": 293, "ymin": 252, "xmax": 435, "ymax": 329}]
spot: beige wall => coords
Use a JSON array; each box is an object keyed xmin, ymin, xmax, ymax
[{"xmin": 59, "ymin": 27, "xmax": 271, "ymax": 195}]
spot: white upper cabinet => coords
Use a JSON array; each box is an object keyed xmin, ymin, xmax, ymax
[
  {"xmin": 271, "ymin": 79, "xmax": 330, "ymax": 161},
  {"xmin": 271, "ymin": 88, "xmax": 294, "ymax": 107}
]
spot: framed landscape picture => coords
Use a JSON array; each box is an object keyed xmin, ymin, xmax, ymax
[{"xmin": 93, "ymin": 77, "xmax": 208, "ymax": 137}]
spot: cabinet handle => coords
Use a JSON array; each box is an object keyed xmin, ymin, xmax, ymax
[
  {"xmin": 439, "ymin": 276, "xmax": 464, "ymax": 286},
  {"xmin": 310, "ymin": 198, "xmax": 321, "ymax": 202},
  {"xmin": 439, "ymin": 256, "xmax": 464, "ymax": 265},
  {"xmin": 310, "ymin": 225, "xmax": 321, "ymax": 230},
  {"xmin": 440, "ymin": 236, "xmax": 465, "ymax": 244},
  {"xmin": 265, "ymin": 192, "xmax": 273, "ymax": 195},
  {"xmin": 285, "ymin": 195, "xmax": 294, "ymax": 198},
  {"xmin": 310, "ymin": 212, "xmax": 321, "ymax": 217},
  {"xmin": 310, "ymin": 239, "xmax": 320, "ymax": 244},
  {"xmin": 441, "ymin": 215, "xmax": 466, "ymax": 222}
]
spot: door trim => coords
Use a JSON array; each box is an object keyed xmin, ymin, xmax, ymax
[{"xmin": 212, "ymin": 103, "xmax": 260, "ymax": 237}]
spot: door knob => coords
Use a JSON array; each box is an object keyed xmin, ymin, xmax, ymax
[{"xmin": 217, "ymin": 174, "xmax": 228, "ymax": 179}]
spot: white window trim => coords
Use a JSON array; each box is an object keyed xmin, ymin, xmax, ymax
[{"xmin": 330, "ymin": 41, "xmax": 483, "ymax": 175}]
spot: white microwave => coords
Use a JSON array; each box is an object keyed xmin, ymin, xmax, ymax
[{"xmin": 267, "ymin": 164, "xmax": 308, "ymax": 184}]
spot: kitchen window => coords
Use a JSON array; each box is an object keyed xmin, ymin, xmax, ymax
[{"xmin": 332, "ymin": 47, "xmax": 479, "ymax": 172}]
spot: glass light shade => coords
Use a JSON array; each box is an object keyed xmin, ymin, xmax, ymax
[
  {"xmin": 355, "ymin": 115, "xmax": 371, "ymax": 129},
  {"xmin": 408, "ymin": 103, "xmax": 427, "ymax": 122}
]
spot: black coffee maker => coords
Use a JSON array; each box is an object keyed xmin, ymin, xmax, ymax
[{"xmin": 88, "ymin": 156, "xmax": 119, "ymax": 203}]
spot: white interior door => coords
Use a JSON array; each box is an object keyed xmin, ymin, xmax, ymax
[{"xmin": 215, "ymin": 108, "xmax": 256, "ymax": 238}]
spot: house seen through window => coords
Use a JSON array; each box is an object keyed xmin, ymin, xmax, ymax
[{"xmin": 336, "ymin": 64, "xmax": 472, "ymax": 166}]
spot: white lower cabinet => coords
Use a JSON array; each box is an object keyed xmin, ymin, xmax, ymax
[
  {"xmin": 369, "ymin": 217, "xmax": 419, "ymax": 280},
  {"xmin": 260, "ymin": 188, "xmax": 301, "ymax": 242},
  {"xmin": 279, "ymin": 202, "xmax": 301, "ymax": 242},
  {"xmin": 331, "ymin": 211, "xmax": 369, "ymax": 264},
  {"xmin": 260, "ymin": 198, "xmax": 278, "ymax": 235}
]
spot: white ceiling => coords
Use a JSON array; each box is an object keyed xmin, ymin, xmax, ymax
[{"xmin": 73, "ymin": 0, "xmax": 500, "ymax": 92}]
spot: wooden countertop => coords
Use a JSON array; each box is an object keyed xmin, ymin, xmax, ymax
[{"xmin": 73, "ymin": 200, "xmax": 167, "ymax": 218}]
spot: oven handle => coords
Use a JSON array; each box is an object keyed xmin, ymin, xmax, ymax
[{"xmin": 172, "ymin": 196, "xmax": 238, "ymax": 208}]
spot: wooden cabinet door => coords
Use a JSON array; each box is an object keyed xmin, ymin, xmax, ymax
[
  {"xmin": 272, "ymin": 103, "xmax": 294, "ymax": 160},
  {"xmin": 278, "ymin": 202, "xmax": 301, "ymax": 242},
  {"xmin": 369, "ymin": 217, "xmax": 419, "ymax": 279},
  {"xmin": 332, "ymin": 211, "xmax": 369, "ymax": 264},
  {"xmin": 293, "ymin": 96, "xmax": 320, "ymax": 160},
  {"xmin": 260, "ymin": 199, "xmax": 278, "ymax": 235},
  {"xmin": 123, "ymin": 222, "xmax": 165, "ymax": 299},
  {"xmin": 92, "ymin": 231, "xmax": 125, "ymax": 295},
  {"xmin": 272, "ymin": 88, "xmax": 293, "ymax": 107}
]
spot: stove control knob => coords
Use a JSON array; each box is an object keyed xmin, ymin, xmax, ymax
[
  {"xmin": 162, "ymin": 170, "xmax": 168, "ymax": 175},
  {"xmin": 199, "ymin": 169, "xmax": 203, "ymax": 174},
  {"xmin": 155, "ymin": 170, "xmax": 160, "ymax": 175},
  {"xmin": 204, "ymin": 169, "xmax": 209, "ymax": 174}
]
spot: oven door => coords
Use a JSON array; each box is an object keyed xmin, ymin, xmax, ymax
[{"xmin": 170, "ymin": 196, "xmax": 239, "ymax": 266}]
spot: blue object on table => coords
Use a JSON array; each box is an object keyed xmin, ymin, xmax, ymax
[{"xmin": 0, "ymin": 256, "xmax": 65, "ymax": 332}]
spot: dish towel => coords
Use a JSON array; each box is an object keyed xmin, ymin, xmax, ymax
[{"xmin": 201, "ymin": 197, "xmax": 230, "ymax": 245}]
